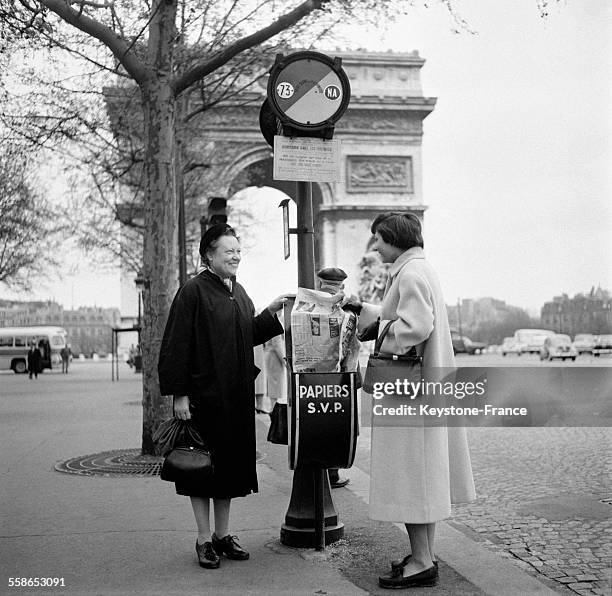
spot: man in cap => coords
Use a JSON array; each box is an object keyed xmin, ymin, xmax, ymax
[{"xmin": 316, "ymin": 267, "xmax": 352, "ymax": 489}]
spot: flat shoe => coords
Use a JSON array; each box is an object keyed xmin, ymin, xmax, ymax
[
  {"xmin": 212, "ymin": 533, "xmax": 249, "ymax": 560},
  {"xmin": 195, "ymin": 540, "xmax": 220, "ymax": 569},
  {"xmin": 379, "ymin": 565, "xmax": 438, "ymax": 589},
  {"xmin": 391, "ymin": 555, "xmax": 438, "ymax": 575}
]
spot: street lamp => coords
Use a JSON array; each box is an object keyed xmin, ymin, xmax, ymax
[{"xmin": 134, "ymin": 270, "xmax": 145, "ymax": 373}]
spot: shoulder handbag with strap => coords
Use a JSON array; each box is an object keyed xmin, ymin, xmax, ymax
[{"xmin": 362, "ymin": 320, "xmax": 423, "ymax": 394}]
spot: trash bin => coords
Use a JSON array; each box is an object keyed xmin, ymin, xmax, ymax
[{"xmin": 289, "ymin": 371, "xmax": 358, "ymax": 470}]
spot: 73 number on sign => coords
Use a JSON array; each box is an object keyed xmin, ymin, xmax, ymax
[{"xmin": 276, "ymin": 82, "xmax": 294, "ymax": 99}]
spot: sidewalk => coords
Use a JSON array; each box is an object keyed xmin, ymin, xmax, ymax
[{"xmin": 0, "ymin": 362, "xmax": 560, "ymax": 595}]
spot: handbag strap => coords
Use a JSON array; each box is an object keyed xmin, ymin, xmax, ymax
[
  {"xmin": 373, "ymin": 319, "xmax": 419, "ymax": 359},
  {"xmin": 373, "ymin": 320, "xmax": 394, "ymax": 356}
]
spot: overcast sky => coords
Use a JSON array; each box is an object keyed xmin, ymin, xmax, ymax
[
  {"xmin": 4, "ymin": 0, "xmax": 611, "ymax": 315},
  {"xmin": 360, "ymin": 0, "xmax": 612, "ymax": 313}
]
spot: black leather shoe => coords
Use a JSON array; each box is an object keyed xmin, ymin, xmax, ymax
[
  {"xmin": 391, "ymin": 555, "xmax": 438, "ymax": 575},
  {"xmin": 331, "ymin": 478, "xmax": 350, "ymax": 489},
  {"xmin": 212, "ymin": 533, "xmax": 249, "ymax": 560},
  {"xmin": 379, "ymin": 565, "xmax": 438, "ymax": 589},
  {"xmin": 195, "ymin": 540, "xmax": 220, "ymax": 569}
]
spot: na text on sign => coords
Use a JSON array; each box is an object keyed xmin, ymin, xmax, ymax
[{"xmin": 267, "ymin": 51, "xmax": 350, "ymax": 132}]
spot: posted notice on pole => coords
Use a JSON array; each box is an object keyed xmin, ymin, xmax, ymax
[{"xmin": 273, "ymin": 136, "xmax": 341, "ymax": 182}]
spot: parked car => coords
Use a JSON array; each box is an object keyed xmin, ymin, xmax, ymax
[
  {"xmin": 501, "ymin": 337, "xmax": 522, "ymax": 356},
  {"xmin": 592, "ymin": 335, "xmax": 612, "ymax": 357},
  {"xmin": 572, "ymin": 333, "xmax": 596, "ymax": 355},
  {"xmin": 451, "ymin": 330, "xmax": 486, "ymax": 355},
  {"xmin": 539, "ymin": 334, "xmax": 577, "ymax": 361},
  {"xmin": 514, "ymin": 329, "xmax": 556, "ymax": 354}
]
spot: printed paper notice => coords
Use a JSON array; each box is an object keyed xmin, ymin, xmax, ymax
[{"xmin": 273, "ymin": 136, "xmax": 341, "ymax": 182}]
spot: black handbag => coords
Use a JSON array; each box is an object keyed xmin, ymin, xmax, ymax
[
  {"xmin": 267, "ymin": 402, "xmax": 288, "ymax": 445},
  {"xmin": 160, "ymin": 445, "xmax": 213, "ymax": 483},
  {"xmin": 362, "ymin": 320, "xmax": 422, "ymax": 394}
]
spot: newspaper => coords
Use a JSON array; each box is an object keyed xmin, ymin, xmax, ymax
[{"xmin": 291, "ymin": 287, "xmax": 359, "ymax": 373}]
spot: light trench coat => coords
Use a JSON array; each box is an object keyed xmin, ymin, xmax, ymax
[{"xmin": 360, "ymin": 247, "xmax": 476, "ymax": 523}]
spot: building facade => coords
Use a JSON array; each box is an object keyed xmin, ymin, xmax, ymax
[
  {"xmin": 0, "ymin": 300, "xmax": 121, "ymax": 355},
  {"xmin": 540, "ymin": 287, "xmax": 612, "ymax": 337}
]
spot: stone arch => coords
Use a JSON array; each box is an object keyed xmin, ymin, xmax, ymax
[
  {"xmin": 223, "ymin": 148, "xmax": 332, "ymax": 272},
  {"xmin": 221, "ymin": 147, "xmax": 333, "ymax": 204},
  {"xmin": 107, "ymin": 50, "xmax": 436, "ymax": 306}
]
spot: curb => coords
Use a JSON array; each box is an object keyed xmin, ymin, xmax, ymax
[{"xmin": 344, "ymin": 464, "xmax": 559, "ymax": 596}]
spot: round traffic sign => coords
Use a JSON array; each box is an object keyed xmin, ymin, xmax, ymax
[{"xmin": 267, "ymin": 51, "xmax": 351, "ymax": 131}]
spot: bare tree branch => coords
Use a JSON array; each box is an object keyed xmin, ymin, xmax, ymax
[
  {"xmin": 38, "ymin": 0, "xmax": 147, "ymax": 83},
  {"xmin": 173, "ymin": 0, "xmax": 328, "ymax": 94}
]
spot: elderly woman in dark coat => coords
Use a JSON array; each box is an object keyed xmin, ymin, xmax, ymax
[{"xmin": 158, "ymin": 224, "xmax": 292, "ymax": 569}]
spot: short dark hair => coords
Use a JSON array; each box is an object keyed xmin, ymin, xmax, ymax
[
  {"xmin": 370, "ymin": 212, "xmax": 423, "ymax": 250},
  {"xmin": 199, "ymin": 224, "xmax": 238, "ymax": 265}
]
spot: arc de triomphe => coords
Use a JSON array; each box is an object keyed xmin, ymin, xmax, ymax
[
  {"xmin": 108, "ymin": 50, "xmax": 436, "ymax": 313},
  {"xmin": 199, "ymin": 50, "xmax": 436, "ymax": 294}
]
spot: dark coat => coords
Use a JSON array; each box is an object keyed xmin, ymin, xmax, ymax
[
  {"xmin": 27, "ymin": 347, "xmax": 42, "ymax": 373},
  {"xmin": 158, "ymin": 269, "xmax": 283, "ymax": 498}
]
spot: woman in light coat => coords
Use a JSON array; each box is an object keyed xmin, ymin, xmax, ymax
[{"xmin": 347, "ymin": 212, "xmax": 475, "ymax": 589}]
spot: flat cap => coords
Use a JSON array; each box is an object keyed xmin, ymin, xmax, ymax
[{"xmin": 316, "ymin": 267, "xmax": 347, "ymax": 281}]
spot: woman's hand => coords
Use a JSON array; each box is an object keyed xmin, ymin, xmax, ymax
[
  {"xmin": 173, "ymin": 395, "xmax": 191, "ymax": 420},
  {"xmin": 267, "ymin": 293, "xmax": 296, "ymax": 314},
  {"xmin": 339, "ymin": 293, "xmax": 363, "ymax": 311}
]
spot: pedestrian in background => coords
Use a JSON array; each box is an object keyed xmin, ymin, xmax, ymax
[
  {"xmin": 27, "ymin": 341, "xmax": 42, "ymax": 379},
  {"xmin": 344, "ymin": 212, "xmax": 476, "ymax": 589},
  {"xmin": 254, "ymin": 344, "xmax": 266, "ymax": 413},
  {"xmin": 60, "ymin": 344, "xmax": 72, "ymax": 374},
  {"xmin": 263, "ymin": 333, "xmax": 286, "ymax": 413},
  {"xmin": 158, "ymin": 223, "xmax": 293, "ymax": 570}
]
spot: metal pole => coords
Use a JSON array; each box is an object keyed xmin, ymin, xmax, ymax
[
  {"xmin": 281, "ymin": 180, "xmax": 343, "ymax": 550},
  {"xmin": 296, "ymin": 181, "xmax": 315, "ymax": 287},
  {"xmin": 313, "ymin": 468, "xmax": 325, "ymax": 551},
  {"xmin": 296, "ymin": 182, "xmax": 325, "ymax": 549},
  {"xmin": 138, "ymin": 292, "xmax": 142, "ymax": 346},
  {"xmin": 111, "ymin": 330, "xmax": 115, "ymax": 382}
]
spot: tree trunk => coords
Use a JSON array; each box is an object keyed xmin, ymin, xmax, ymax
[{"xmin": 140, "ymin": 0, "xmax": 178, "ymax": 455}]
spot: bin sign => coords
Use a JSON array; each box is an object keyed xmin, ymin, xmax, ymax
[{"xmin": 289, "ymin": 372, "xmax": 358, "ymax": 470}]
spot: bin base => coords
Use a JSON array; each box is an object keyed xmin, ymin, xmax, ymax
[{"xmin": 280, "ymin": 522, "xmax": 344, "ymax": 548}]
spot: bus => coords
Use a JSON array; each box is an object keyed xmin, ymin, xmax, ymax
[
  {"xmin": 513, "ymin": 328, "xmax": 555, "ymax": 355},
  {"xmin": 0, "ymin": 326, "xmax": 68, "ymax": 374}
]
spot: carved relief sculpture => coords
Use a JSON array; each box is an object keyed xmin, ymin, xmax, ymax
[{"xmin": 347, "ymin": 156, "xmax": 413, "ymax": 192}]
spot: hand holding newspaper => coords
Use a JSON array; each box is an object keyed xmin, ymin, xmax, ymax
[{"xmin": 291, "ymin": 287, "xmax": 360, "ymax": 373}]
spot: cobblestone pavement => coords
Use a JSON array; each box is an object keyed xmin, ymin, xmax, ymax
[{"xmin": 354, "ymin": 426, "xmax": 611, "ymax": 595}]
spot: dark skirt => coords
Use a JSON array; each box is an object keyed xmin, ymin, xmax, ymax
[{"xmin": 174, "ymin": 398, "xmax": 258, "ymax": 499}]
